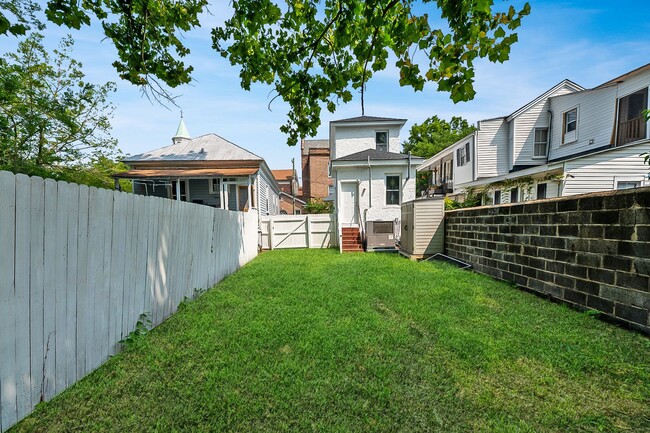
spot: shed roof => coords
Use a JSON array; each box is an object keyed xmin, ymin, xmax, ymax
[
  {"xmin": 272, "ymin": 169, "xmax": 295, "ymax": 181},
  {"xmin": 124, "ymin": 133, "xmax": 263, "ymax": 163},
  {"xmin": 333, "ymin": 149, "xmax": 420, "ymax": 162}
]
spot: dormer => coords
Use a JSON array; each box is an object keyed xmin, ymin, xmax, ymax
[{"xmin": 329, "ymin": 115, "xmax": 407, "ymax": 160}]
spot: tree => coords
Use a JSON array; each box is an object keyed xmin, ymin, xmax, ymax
[
  {"xmin": 402, "ymin": 115, "xmax": 476, "ymax": 159},
  {"xmin": 214, "ymin": 0, "xmax": 530, "ymax": 144},
  {"xmin": 303, "ymin": 198, "xmax": 334, "ymax": 214},
  {"xmin": 0, "ymin": 33, "xmax": 118, "ymax": 181},
  {"xmin": 2, "ymin": 0, "xmax": 530, "ymax": 143}
]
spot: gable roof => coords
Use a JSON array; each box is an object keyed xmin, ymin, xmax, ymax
[
  {"xmin": 333, "ymin": 149, "xmax": 422, "ymax": 162},
  {"xmin": 331, "ymin": 115, "xmax": 407, "ymax": 124},
  {"xmin": 272, "ymin": 169, "xmax": 295, "ymax": 181},
  {"xmin": 124, "ymin": 133, "xmax": 263, "ymax": 163},
  {"xmin": 506, "ymin": 79, "xmax": 584, "ymax": 122}
]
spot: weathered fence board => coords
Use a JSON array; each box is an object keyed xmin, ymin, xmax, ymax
[
  {"xmin": 260, "ymin": 214, "xmax": 336, "ymax": 250},
  {"xmin": 0, "ymin": 171, "xmax": 259, "ymax": 432}
]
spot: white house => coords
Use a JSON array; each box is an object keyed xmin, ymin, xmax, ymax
[
  {"xmin": 116, "ymin": 118, "xmax": 281, "ymax": 217},
  {"xmin": 417, "ymin": 63, "xmax": 650, "ymax": 205},
  {"xmin": 329, "ymin": 116, "xmax": 423, "ymax": 251}
]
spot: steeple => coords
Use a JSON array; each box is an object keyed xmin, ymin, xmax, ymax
[{"xmin": 172, "ymin": 111, "xmax": 191, "ymax": 145}]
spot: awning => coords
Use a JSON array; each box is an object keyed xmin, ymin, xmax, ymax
[{"xmin": 113, "ymin": 167, "xmax": 259, "ymax": 179}]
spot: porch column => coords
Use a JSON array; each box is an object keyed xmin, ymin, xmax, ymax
[{"xmin": 175, "ymin": 179, "xmax": 181, "ymax": 201}]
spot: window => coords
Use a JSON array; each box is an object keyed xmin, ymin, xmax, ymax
[
  {"xmin": 456, "ymin": 142, "xmax": 470, "ymax": 166},
  {"xmin": 208, "ymin": 178, "xmax": 220, "ymax": 194},
  {"xmin": 376, "ymin": 131, "xmax": 388, "ymax": 152},
  {"xmin": 534, "ymin": 128, "xmax": 548, "ymax": 158},
  {"xmin": 536, "ymin": 183, "xmax": 547, "ymax": 199},
  {"xmin": 617, "ymin": 181, "xmax": 641, "ymax": 190},
  {"xmin": 617, "ymin": 88, "xmax": 648, "ymax": 145},
  {"xmin": 171, "ymin": 180, "xmax": 188, "ymax": 201},
  {"xmin": 510, "ymin": 187, "xmax": 519, "ymax": 203},
  {"xmin": 494, "ymin": 190, "xmax": 501, "ymax": 205},
  {"xmin": 562, "ymin": 108, "xmax": 578, "ymax": 144},
  {"xmin": 386, "ymin": 175, "xmax": 400, "ymax": 205}
]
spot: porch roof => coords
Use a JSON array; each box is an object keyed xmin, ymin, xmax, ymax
[{"xmin": 113, "ymin": 167, "xmax": 259, "ymax": 179}]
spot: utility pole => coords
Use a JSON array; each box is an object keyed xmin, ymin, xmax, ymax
[{"xmin": 291, "ymin": 157, "xmax": 296, "ymax": 215}]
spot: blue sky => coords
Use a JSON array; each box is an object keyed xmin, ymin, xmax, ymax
[{"xmin": 4, "ymin": 1, "xmax": 650, "ymax": 178}]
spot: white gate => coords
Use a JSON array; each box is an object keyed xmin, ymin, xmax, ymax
[{"xmin": 260, "ymin": 214, "xmax": 337, "ymax": 249}]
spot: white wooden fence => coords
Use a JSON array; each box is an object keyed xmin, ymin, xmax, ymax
[
  {"xmin": 0, "ymin": 171, "xmax": 259, "ymax": 432},
  {"xmin": 260, "ymin": 214, "xmax": 337, "ymax": 249}
]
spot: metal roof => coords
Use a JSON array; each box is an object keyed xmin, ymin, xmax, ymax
[
  {"xmin": 124, "ymin": 133, "xmax": 263, "ymax": 163},
  {"xmin": 113, "ymin": 167, "xmax": 259, "ymax": 179},
  {"xmin": 173, "ymin": 117, "xmax": 190, "ymax": 139}
]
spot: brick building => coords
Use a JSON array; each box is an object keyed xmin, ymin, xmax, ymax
[{"xmin": 301, "ymin": 138, "xmax": 331, "ymax": 200}]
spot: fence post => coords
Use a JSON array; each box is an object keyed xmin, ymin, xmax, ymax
[
  {"xmin": 268, "ymin": 217, "xmax": 274, "ymax": 250},
  {"xmin": 306, "ymin": 215, "xmax": 312, "ymax": 248}
]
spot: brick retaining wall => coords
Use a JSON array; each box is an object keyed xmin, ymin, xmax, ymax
[{"xmin": 445, "ymin": 187, "xmax": 650, "ymax": 335}]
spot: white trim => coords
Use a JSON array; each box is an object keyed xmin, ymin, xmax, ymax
[{"xmin": 562, "ymin": 106, "xmax": 579, "ymax": 145}]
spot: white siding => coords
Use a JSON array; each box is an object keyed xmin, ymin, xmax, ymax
[
  {"xmin": 257, "ymin": 167, "xmax": 280, "ymax": 216},
  {"xmin": 453, "ymin": 138, "xmax": 474, "ymax": 187},
  {"xmin": 563, "ymin": 141, "xmax": 650, "ymax": 196},
  {"xmin": 548, "ymin": 86, "xmax": 619, "ymax": 160},
  {"xmin": 513, "ymin": 84, "xmax": 577, "ymax": 167},
  {"xmin": 333, "ymin": 125, "xmax": 402, "ymax": 159},
  {"xmin": 513, "ymin": 100, "xmax": 550, "ymax": 166},
  {"xmin": 334, "ymin": 163, "xmax": 416, "ymax": 224},
  {"xmin": 476, "ymin": 119, "xmax": 509, "ymax": 178}
]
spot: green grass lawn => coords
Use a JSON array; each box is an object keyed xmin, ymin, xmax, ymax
[{"xmin": 12, "ymin": 249, "xmax": 650, "ymax": 432}]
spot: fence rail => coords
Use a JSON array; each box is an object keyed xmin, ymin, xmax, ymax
[
  {"xmin": 260, "ymin": 214, "xmax": 336, "ymax": 249},
  {"xmin": 0, "ymin": 171, "xmax": 258, "ymax": 432}
]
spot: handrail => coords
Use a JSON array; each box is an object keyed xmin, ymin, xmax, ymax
[{"xmin": 618, "ymin": 116, "xmax": 645, "ymax": 145}]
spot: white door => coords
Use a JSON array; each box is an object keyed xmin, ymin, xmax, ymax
[{"xmin": 340, "ymin": 182, "xmax": 358, "ymax": 226}]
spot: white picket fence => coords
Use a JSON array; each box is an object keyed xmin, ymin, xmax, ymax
[
  {"xmin": 260, "ymin": 214, "xmax": 337, "ymax": 249},
  {"xmin": 0, "ymin": 171, "xmax": 259, "ymax": 432}
]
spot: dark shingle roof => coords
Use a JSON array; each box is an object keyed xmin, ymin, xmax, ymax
[
  {"xmin": 331, "ymin": 115, "xmax": 407, "ymax": 124},
  {"xmin": 333, "ymin": 149, "xmax": 413, "ymax": 162}
]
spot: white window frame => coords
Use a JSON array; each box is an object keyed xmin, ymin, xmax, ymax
[
  {"xmin": 208, "ymin": 177, "xmax": 220, "ymax": 194},
  {"xmin": 562, "ymin": 107, "xmax": 578, "ymax": 145},
  {"xmin": 614, "ymin": 176, "xmax": 645, "ymax": 190},
  {"xmin": 533, "ymin": 127, "xmax": 549, "ymax": 158},
  {"xmin": 375, "ymin": 130, "xmax": 388, "ymax": 152},
  {"xmin": 536, "ymin": 183, "xmax": 547, "ymax": 200},
  {"xmin": 616, "ymin": 87, "xmax": 649, "ymax": 146},
  {"xmin": 385, "ymin": 174, "xmax": 401, "ymax": 206},
  {"xmin": 494, "ymin": 190, "xmax": 501, "ymax": 205}
]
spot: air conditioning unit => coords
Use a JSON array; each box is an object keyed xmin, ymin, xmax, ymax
[{"xmin": 366, "ymin": 221, "xmax": 396, "ymax": 251}]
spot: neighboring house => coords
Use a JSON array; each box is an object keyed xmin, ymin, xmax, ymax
[
  {"xmin": 417, "ymin": 63, "xmax": 650, "ymax": 205},
  {"xmin": 329, "ymin": 116, "xmax": 423, "ymax": 251},
  {"xmin": 115, "ymin": 118, "xmax": 281, "ymax": 216},
  {"xmin": 272, "ymin": 169, "xmax": 305, "ymax": 214},
  {"xmin": 300, "ymin": 138, "xmax": 331, "ymax": 200}
]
